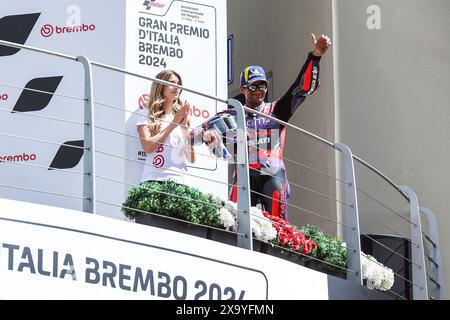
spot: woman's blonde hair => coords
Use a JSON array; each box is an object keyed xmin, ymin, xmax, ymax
[{"xmin": 147, "ymin": 69, "xmax": 183, "ymax": 135}]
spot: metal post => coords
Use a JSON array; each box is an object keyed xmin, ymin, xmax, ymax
[
  {"xmin": 227, "ymin": 98, "xmax": 252, "ymax": 250},
  {"xmin": 399, "ymin": 186, "xmax": 428, "ymax": 300},
  {"xmin": 77, "ymin": 56, "xmax": 96, "ymax": 214},
  {"xmin": 334, "ymin": 143, "xmax": 362, "ymax": 284},
  {"xmin": 419, "ymin": 207, "xmax": 442, "ymax": 299}
]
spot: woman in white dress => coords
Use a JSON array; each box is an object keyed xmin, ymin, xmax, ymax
[{"xmin": 137, "ymin": 69, "xmax": 218, "ymax": 185}]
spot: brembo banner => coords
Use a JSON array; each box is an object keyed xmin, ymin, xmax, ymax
[{"xmin": 0, "ymin": 1, "xmax": 228, "ymax": 219}]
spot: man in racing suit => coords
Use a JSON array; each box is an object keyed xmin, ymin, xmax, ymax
[{"xmin": 229, "ymin": 33, "xmax": 331, "ymax": 220}]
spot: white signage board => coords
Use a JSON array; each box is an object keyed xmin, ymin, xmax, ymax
[
  {"xmin": 0, "ymin": 0, "xmax": 228, "ymax": 220},
  {"xmin": 124, "ymin": 0, "xmax": 228, "ymax": 198},
  {"xmin": 0, "ymin": 198, "xmax": 328, "ymax": 299}
]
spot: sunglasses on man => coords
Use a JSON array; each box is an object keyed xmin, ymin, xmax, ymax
[{"xmin": 246, "ymin": 83, "xmax": 268, "ymax": 92}]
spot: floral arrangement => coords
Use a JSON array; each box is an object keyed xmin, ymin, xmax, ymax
[
  {"xmin": 218, "ymin": 203, "xmax": 317, "ymax": 259},
  {"xmin": 122, "ymin": 182, "xmax": 394, "ymax": 292},
  {"xmin": 218, "ymin": 201, "xmax": 277, "ymax": 242},
  {"xmin": 361, "ymin": 253, "xmax": 395, "ymax": 291},
  {"xmin": 263, "ymin": 212, "xmax": 317, "ymax": 255},
  {"xmin": 219, "ymin": 201, "xmax": 395, "ymax": 291}
]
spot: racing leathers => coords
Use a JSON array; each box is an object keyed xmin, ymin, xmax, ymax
[{"xmin": 229, "ymin": 52, "xmax": 321, "ymax": 220}]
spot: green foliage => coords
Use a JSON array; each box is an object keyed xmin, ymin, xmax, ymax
[
  {"xmin": 122, "ymin": 180, "xmax": 222, "ymax": 227},
  {"xmin": 298, "ymin": 224, "xmax": 347, "ymax": 270}
]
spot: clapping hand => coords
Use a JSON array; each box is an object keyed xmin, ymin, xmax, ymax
[
  {"xmin": 311, "ymin": 33, "xmax": 331, "ymax": 57},
  {"xmin": 174, "ymin": 100, "xmax": 190, "ymax": 128}
]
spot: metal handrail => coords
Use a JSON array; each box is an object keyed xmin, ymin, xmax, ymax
[
  {"xmin": 0, "ymin": 81, "xmax": 86, "ymax": 102},
  {"xmin": 95, "ymin": 149, "xmax": 240, "ymax": 189},
  {"xmin": 241, "ymin": 104, "xmax": 410, "ymax": 201}
]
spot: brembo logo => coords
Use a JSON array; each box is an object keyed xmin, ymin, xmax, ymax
[
  {"xmin": 189, "ymin": 105, "xmax": 210, "ymax": 119},
  {"xmin": 40, "ymin": 23, "xmax": 96, "ymax": 37},
  {"xmin": 138, "ymin": 94, "xmax": 210, "ymax": 119},
  {"xmin": 143, "ymin": 0, "xmax": 166, "ymax": 10},
  {"xmin": 0, "ymin": 153, "xmax": 37, "ymax": 164},
  {"xmin": 0, "ymin": 93, "xmax": 8, "ymax": 101}
]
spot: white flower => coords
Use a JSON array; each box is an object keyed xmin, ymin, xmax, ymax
[
  {"xmin": 380, "ymin": 268, "xmax": 395, "ymax": 291},
  {"xmin": 250, "ymin": 206, "xmax": 277, "ymax": 242},
  {"xmin": 218, "ymin": 207, "xmax": 236, "ymax": 231},
  {"xmin": 361, "ymin": 254, "xmax": 374, "ymax": 280},
  {"xmin": 361, "ymin": 252, "xmax": 395, "ymax": 291},
  {"xmin": 212, "ymin": 194, "xmax": 224, "ymax": 206},
  {"xmin": 218, "ymin": 200, "xmax": 276, "ymax": 242},
  {"xmin": 224, "ymin": 201, "xmax": 238, "ymax": 216}
]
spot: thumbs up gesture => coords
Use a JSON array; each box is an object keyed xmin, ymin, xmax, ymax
[{"xmin": 311, "ymin": 33, "xmax": 331, "ymax": 57}]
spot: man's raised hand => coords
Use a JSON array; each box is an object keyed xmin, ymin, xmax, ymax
[{"xmin": 311, "ymin": 33, "xmax": 331, "ymax": 57}]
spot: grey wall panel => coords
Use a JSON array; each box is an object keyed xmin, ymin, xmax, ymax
[{"xmin": 334, "ymin": 0, "xmax": 450, "ymax": 298}]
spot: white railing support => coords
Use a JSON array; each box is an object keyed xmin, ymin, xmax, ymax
[
  {"xmin": 420, "ymin": 207, "xmax": 443, "ymax": 299},
  {"xmin": 227, "ymin": 98, "xmax": 252, "ymax": 250},
  {"xmin": 334, "ymin": 143, "xmax": 362, "ymax": 284},
  {"xmin": 399, "ymin": 186, "xmax": 428, "ymax": 300},
  {"xmin": 77, "ymin": 56, "xmax": 96, "ymax": 214}
]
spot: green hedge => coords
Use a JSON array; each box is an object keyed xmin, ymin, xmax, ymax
[
  {"xmin": 297, "ymin": 224, "xmax": 347, "ymax": 270},
  {"xmin": 122, "ymin": 180, "xmax": 222, "ymax": 227}
]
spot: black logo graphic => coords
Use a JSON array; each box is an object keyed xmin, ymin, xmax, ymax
[
  {"xmin": 49, "ymin": 140, "xmax": 84, "ymax": 170},
  {"xmin": 0, "ymin": 13, "xmax": 41, "ymax": 56},
  {"xmin": 11, "ymin": 76, "xmax": 63, "ymax": 113}
]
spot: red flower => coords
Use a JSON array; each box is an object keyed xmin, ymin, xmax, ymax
[
  {"xmin": 263, "ymin": 212, "xmax": 317, "ymax": 256},
  {"xmin": 303, "ymin": 240, "xmax": 317, "ymax": 255}
]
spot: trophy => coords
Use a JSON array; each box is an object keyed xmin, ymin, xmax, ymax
[{"xmin": 189, "ymin": 110, "xmax": 238, "ymax": 160}]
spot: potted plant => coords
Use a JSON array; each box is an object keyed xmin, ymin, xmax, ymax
[
  {"xmin": 122, "ymin": 180, "xmax": 222, "ymax": 238},
  {"xmin": 122, "ymin": 182, "xmax": 280, "ymax": 247},
  {"xmin": 297, "ymin": 224, "xmax": 347, "ymax": 278}
]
